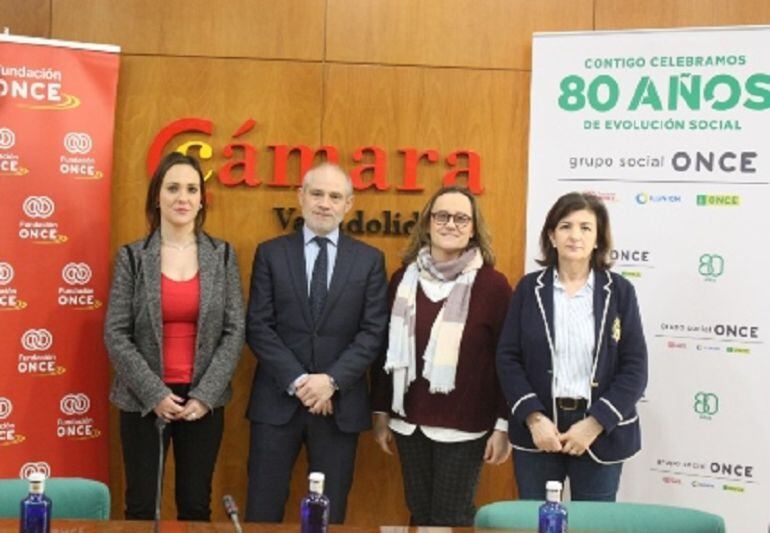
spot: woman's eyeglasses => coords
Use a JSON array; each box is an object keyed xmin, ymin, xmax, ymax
[{"xmin": 430, "ymin": 211, "xmax": 472, "ymax": 228}]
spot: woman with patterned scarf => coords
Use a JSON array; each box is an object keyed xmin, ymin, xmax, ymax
[{"xmin": 370, "ymin": 186, "xmax": 512, "ymax": 526}]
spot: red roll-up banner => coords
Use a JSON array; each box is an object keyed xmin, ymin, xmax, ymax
[{"xmin": 0, "ymin": 34, "xmax": 120, "ymax": 483}]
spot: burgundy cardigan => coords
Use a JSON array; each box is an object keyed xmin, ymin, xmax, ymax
[{"xmin": 370, "ymin": 264, "xmax": 512, "ymax": 432}]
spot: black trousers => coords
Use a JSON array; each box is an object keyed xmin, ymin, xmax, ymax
[
  {"xmin": 394, "ymin": 428, "xmax": 487, "ymax": 527},
  {"xmin": 245, "ymin": 408, "xmax": 358, "ymax": 524},
  {"xmin": 120, "ymin": 385, "xmax": 224, "ymax": 521}
]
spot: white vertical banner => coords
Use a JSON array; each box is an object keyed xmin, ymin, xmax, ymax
[{"xmin": 527, "ymin": 26, "xmax": 770, "ymax": 532}]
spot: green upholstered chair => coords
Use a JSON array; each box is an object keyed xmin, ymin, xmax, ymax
[
  {"xmin": 475, "ymin": 500, "xmax": 726, "ymax": 533},
  {"xmin": 0, "ymin": 477, "xmax": 110, "ymax": 520}
]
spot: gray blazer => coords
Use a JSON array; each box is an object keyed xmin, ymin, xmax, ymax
[{"xmin": 104, "ymin": 231, "xmax": 245, "ymax": 415}]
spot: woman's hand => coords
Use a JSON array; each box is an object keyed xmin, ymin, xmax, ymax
[
  {"xmin": 526, "ymin": 412, "xmax": 562, "ymax": 452},
  {"xmin": 373, "ymin": 413, "xmax": 394, "ymax": 455},
  {"xmin": 178, "ymin": 398, "xmax": 210, "ymax": 422},
  {"xmin": 559, "ymin": 416, "xmax": 603, "ymax": 456},
  {"xmin": 153, "ymin": 393, "xmax": 185, "ymax": 422},
  {"xmin": 484, "ymin": 430, "xmax": 512, "ymax": 465}
]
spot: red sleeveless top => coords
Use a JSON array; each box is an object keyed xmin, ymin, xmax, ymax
[{"xmin": 161, "ymin": 272, "xmax": 199, "ymax": 384}]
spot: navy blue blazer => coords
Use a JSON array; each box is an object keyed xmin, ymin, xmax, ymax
[
  {"xmin": 245, "ymin": 230, "xmax": 388, "ymax": 433},
  {"xmin": 496, "ymin": 267, "xmax": 648, "ymax": 463}
]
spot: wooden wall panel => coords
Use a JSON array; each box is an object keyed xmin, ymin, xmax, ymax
[
  {"xmin": 326, "ymin": 0, "xmax": 593, "ymax": 70},
  {"xmin": 50, "ymin": 0, "xmax": 325, "ymax": 59},
  {"xmin": 322, "ymin": 63, "xmax": 529, "ymax": 282},
  {"xmin": 714, "ymin": 0, "xmax": 770, "ymax": 24},
  {"xmin": 0, "ymin": 0, "xmax": 50, "ymax": 37},
  {"xmin": 595, "ymin": 0, "xmax": 719, "ymax": 29},
  {"xmin": 319, "ymin": 63, "xmax": 529, "ymax": 524},
  {"xmin": 109, "ymin": 54, "xmax": 324, "ymax": 520}
]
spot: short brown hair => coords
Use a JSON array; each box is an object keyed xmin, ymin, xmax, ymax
[
  {"xmin": 145, "ymin": 152, "xmax": 207, "ymax": 234},
  {"xmin": 402, "ymin": 186, "xmax": 495, "ymax": 266},
  {"xmin": 537, "ymin": 192, "xmax": 613, "ymax": 270}
]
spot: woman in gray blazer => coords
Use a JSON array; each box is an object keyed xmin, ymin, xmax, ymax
[{"xmin": 104, "ymin": 152, "xmax": 245, "ymax": 521}]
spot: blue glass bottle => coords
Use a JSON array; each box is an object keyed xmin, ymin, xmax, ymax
[
  {"xmin": 19, "ymin": 473, "xmax": 52, "ymax": 533},
  {"xmin": 300, "ymin": 472, "xmax": 329, "ymax": 533},
  {"xmin": 539, "ymin": 480, "xmax": 567, "ymax": 533}
]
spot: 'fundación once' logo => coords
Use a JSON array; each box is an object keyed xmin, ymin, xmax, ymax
[{"xmin": 19, "ymin": 462, "xmax": 51, "ymax": 480}]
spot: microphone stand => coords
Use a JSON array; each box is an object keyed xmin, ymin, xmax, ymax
[
  {"xmin": 154, "ymin": 417, "xmax": 167, "ymax": 533},
  {"xmin": 223, "ymin": 494, "xmax": 243, "ymax": 533}
]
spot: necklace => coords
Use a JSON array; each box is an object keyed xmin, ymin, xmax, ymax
[{"xmin": 161, "ymin": 239, "xmax": 196, "ymax": 251}]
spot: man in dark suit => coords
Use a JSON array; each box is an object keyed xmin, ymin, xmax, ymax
[{"xmin": 244, "ymin": 163, "xmax": 388, "ymax": 523}]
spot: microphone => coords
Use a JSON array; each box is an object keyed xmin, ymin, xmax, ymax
[
  {"xmin": 154, "ymin": 417, "xmax": 167, "ymax": 533},
  {"xmin": 223, "ymin": 494, "xmax": 243, "ymax": 533}
]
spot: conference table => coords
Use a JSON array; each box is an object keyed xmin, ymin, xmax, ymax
[{"xmin": 0, "ymin": 520, "xmax": 546, "ymax": 532}]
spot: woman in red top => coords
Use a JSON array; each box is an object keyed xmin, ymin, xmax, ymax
[
  {"xmin": 104, "ymin": 152, "xmax": 245, "ymax": 520},
  {"xmin": 371, "ymin": 186, "xmax": 512, "ymax": 526}
]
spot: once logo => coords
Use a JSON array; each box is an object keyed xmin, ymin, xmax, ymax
[
  {"xmin": 726, "ymin": 346, "xmax": 750, "ymax": 354},
  {"xmin": 694, "ymin": 392, "xmax": 719, "ymax": 416},
  {"xmin": 698, "ymin": 253, "xmax": 724, "ymax": 279},
  {"xmin": 611, "ymin": 249, "xmax": 650, "ymax": 263},
  {"xmin": 714, "ymin": 324, "xmax": 759, "ymax": 339},
  {"xmin": 63, "ymin": 132, "xmax": 93, "ymax": 155},
  {"xmin": 711, "ymin": 462, "xmax": 753, "ymax": 478},
  {"xmin": 0, "ymin": 262, "xmax": 14, "ymax": 285},
  {"xmin": 60, "ymin": 393, "xmax": 90, "ymax": 415},
  {"xmin": 0, "ymin": 127, "xmax": 15, "ymax": 149},
  {"xmin": 0, "ymin": 397, "xmax": 12, "ymax": 419},
  {"xmin": 21, "ymin": 329, "xmax": 53, "ymax": 351},
  {"xmin": 22, "ymin": 196, "xmax": 55, "ymax": 219},
  {"xmin": 19, "ymin": 462, "xmax": 51, "ymax": 480},
  {"xmin": 696, "ymin": 194, "xmax": 740, "ymax": 207},
  {"xmin": 61, "ymin": 262, "xmax": 92, "ymax": 285}
]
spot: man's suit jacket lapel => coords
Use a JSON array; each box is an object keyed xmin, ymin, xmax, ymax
[{"xmin": 287, "ymin": 230, "xmax": 314, "ymax": 328}]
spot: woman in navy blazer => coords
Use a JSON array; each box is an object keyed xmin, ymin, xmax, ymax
[{"xmin": 496, "ymin": 192, "xmax": 647, "ymax": 501}]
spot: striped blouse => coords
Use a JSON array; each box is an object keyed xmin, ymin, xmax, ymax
[{"xmin": 552, "ymin": 269, "xmax": 594, "ymax": 399}]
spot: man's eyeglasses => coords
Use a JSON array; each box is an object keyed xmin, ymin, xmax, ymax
[{"xmin": 430, "ymin": 211, "xmax": 472, "ymax": 228}]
